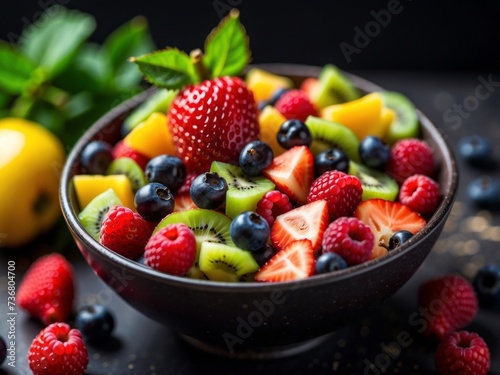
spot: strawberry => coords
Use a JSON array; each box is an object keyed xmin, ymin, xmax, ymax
[
  {"xmin": 263, "ymin": 145, "xmax": 314, "ymax": 204},
  {"xmin": 271, "ymin": 200, "xmax": 329, "ymax": 253},
  {"xmin": 354, "ymin": 199, "xmax": 426, "ymax": 259},
  {"xmin": 300, "ymin": 77, "xmax": 319, "ymax": 99},
  {"xmin": 275, "ymin": 89, "xmax": 318, "ymax": 122},
  {"xmin": 307, "ymin": 170, "xmax": 363, "ymax": 221},
  {"xmin": 28, "ymin": 322, "xmax": 88, "ymax": 375},
  {"xmin": 167, "ymin": 76, "xmax": 259, "ymax": 173},
  {"xmin": 112, "ymin": 140, "xmax": 150, "ymax": 170},
  {"xmin": 100, "ymin": 205, "xmax": 156, "ymax": 259},
  {"xmin": 174, "ymin": 192, "xmax": 198, "ymax": 212},
  {"xmin": 144, "ymin": 223, "xmax": 197, "ymax": 276},
  {"xmin": 18, "ymin": 253, "xmax": 74, "ymax": 325},
  {"xmin": 255, "ymin": 239, "xmax": 315, "ymax": 282}
]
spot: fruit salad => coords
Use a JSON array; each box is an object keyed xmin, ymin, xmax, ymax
[{"xmin": 73, "ymin": 10, "xmax": 441, "ymax": 283}]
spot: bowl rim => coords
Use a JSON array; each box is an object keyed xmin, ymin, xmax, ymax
[{"xmin": 60, "ymin": 63, "xmax": 459, "ymax": 292}]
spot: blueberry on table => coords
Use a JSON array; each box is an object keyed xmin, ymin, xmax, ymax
[
  {"xmin": 80, "ymin": 140, "xmax": 113, "ymax": 174},
  {"xmin": 75, "ymin": 304, "xmax": 115, "ymax": 343},
  {"xmin": 358, "ymin": 136, "xmax": 390, "ymax": 169},
  {"xmin": 230, "ymin": 211, "xmax": 270, "ymax": 252},
  {"xmin": 315, "ymin": 252, "xmax": 347, "ymax": 274},
  {"xmin": 145, "ymin": 155, "xmax": 186, "ymax": 192},
  {"xmin": 467, "ymin": 176, "xmax": 500, "ymax": 208},
  {"xmin": 388, "ymin": 230, "xmax": 414, "ymax": 250},
  {"xmin": 473, "ymin": 265, "xmax": 500, "ymax": 308},
  {"xmin": 277, "ymin": 119, "xmax": 312, "ymax": 149},
  {"xmin": 239, "ymin": 140, "xmax": 274, "ymax": 176},
  {"xmin": 190, "ymin": 172, "xmax": 228, "ymax": 209},
  {"xmin": 458, "ymin": 135, "xmax": 493, "ymax": 166},
  {"xmin": 135, "ymin": 182, "xmax": 175, "ymax": 222},
  {"xmin": 314, "ymin": 148, "xmax": 350, "ymax": 177}
]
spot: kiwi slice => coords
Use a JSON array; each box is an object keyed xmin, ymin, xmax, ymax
[
  {"xmin": 381, "ymin": 91, "xmax": 419, "ymax": 144},
  {"xmin": 122, "ymin": 89, "xmax": 178, "ymax": 134},
  {"xmin": 210, "ymin": 161, "xmax": 275, "ymax": 219},
  {"xmin": 155, "ymin": 208, "xmax": 235, "ymax": 262},
  {"xmin": 77, "ymin": 188, "xmax": 122, "ymax": 241},
  {"xmin": 199, "ymin": 242, "xmax": 259, "ymax": 282},
  {"xmin": 312, "ymin": 64, "xmax": 361, "ymax": 108},
  {"xmin": 348, "ymin": 161, "xmax": 399, "ymax": 201},
  {"xmin": 106, "ymin": 157, "xmax": 146, "ymax": 192},
  {"xmin": 305, "ymin": 116, "xmax": 361, "ymax": 162}
]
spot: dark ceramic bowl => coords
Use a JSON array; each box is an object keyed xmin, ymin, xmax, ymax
[{"xmin": 60, "ymin": 64, "xmax": 458, "ymax": 358}]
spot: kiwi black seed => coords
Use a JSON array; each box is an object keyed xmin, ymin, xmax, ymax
[
  {"xmin": 198, "ymin": 242, "xmax": 259, "ymax": 282},
  {"xmin": 305, "ymin": 116, "xmax": 361, "ymax": 162},
  {"xmin": 106, "ymin": 157, "xmax": 147, "ymax": 192},
  {"xmin": 381, "ymin": 91, "xmax": 419, "ymax": 145},
  {"xmin": 77, "ymin": 189, "xmax": 122, "ymax": 241},
  {"xmin": 349, "ymin": 161, "xmax": 399, "ymax": 201}
]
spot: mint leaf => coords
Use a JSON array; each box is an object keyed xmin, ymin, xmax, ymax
[
  {"xmin": 131, "ymin": 48, "xmax": 197, "ymax": 89},
  {"xmin": 20, "ymin": 6, "xmax": 96, "ymax": 78},
  {"xmin": 0, "ymin": 42, "xmax": 37, "ymax": 95},
  {"xmin": 203, "ymin": 9, "xmax": 250, "ymax": 78}
]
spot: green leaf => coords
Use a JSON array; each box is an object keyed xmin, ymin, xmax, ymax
[
  {"xmin": 0, "ymin": 42, "xmax": 38, "ymax": 94},
  {"xmin": 203, "ymin": 9, "xmax": 250, "ymax": 78},
  {"xmin": 0, "ymin": 90, "xmax": 11, "ymax": 109},
  {"xmin": 131, "ymin": 48, "xmax": 197, "ymax": 89},
  {"xmin": 20, "ymin": 6, "xmax": 96, "ymax": 78}
]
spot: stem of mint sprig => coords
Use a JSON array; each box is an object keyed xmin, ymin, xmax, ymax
[{"xmin": 130, "ymin": 9, "xmax": 251, "ymax": 90}]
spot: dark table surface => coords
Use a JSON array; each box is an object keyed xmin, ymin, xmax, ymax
[{"xmin": 1, "ymin": 70, "xmax": 500, "ymax": 375}]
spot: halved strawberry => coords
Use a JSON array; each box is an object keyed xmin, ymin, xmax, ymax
[
  {"xmin": 263, "ymin": 145, "xmax": 313, "ymax": 204},
  {"xmin": 271, "ymin": 200, "xmax": 328, "ymax": 253},
  {"xmin": 174, "ymin": 193, "xmax": 198, "ymax": 212},
  {"xmin": 255, "ymin": 239, "xmax": 315, "ymax": 282},
  {"xmin": 354, "ymin": 199, "xmax": 426, "ymax": 259}
]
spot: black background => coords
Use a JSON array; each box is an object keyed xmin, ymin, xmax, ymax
[{"xmin": 1, "ymin": 0, "xmax": 499, "ymax": 72}]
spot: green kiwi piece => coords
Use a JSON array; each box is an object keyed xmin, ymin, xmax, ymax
[
  {"xmin": 77, "ymin": 188, "xmax": 122, "ymax": 241},
  {"xmin": 381, "ymin": 91, "xmax": 419, "ymax": 145},
  {"xmin": 106, "ymin": 157, "xmax": 146, "ymax": 192},
  {"xmin": 122, "ymin": 89, "xmax": 178, "ymax": 132},
  {"xmin": 155, "ymin": 208, "xmax": 235, "ymax": 262},
  {"xmin": 210, "ymin": 161, "xmax": 275, "ymax": 219},
  {"xmin": 348, "ymin": 161, "xmax": 399, "ymax": 201},
  {"xmin": 312, "ymin": 64, "xmax": 361, "ymax": 108},
  {"xmin": 305, "ymin": 116, "xmax": 361, "ymax": 162},
  {"xmin": 186, "ymin": 266, "xmax": 208, "ymax": 280},
  {"xmin": 198, "ymin": 242, "xmax": 260, "ymax": 282}
]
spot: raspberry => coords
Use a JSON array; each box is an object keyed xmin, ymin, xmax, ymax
[
  {"xmin": 256, "ymin": 190, "xmax": 293, "ymax": 227},
  {"xmin": 385, "ymin": 138, "xmax": 435, "ymax": 184},
  {"xmin": 399, "ymin": 174, "xmax": 441, "ymax": 214},
  {"xmin": 18, "ymin": 254, "xmax": 74, "ymax": 325},
  {"xmin": 175, "ymin": 172, "xmax": 198, "ymax": 195},
  {"xmin": 28, "ymin": 322, "xmax": 88, "ymax": 375},
  {"xmin": 275, "ymin": 89, "xmax": 318, "ymax": 122},
  {"xmin": 100, "ymin": 206, "xmax": 156, "ymax": 259},
  {"xmin": 435, "ymin": 331, "xmax": 490, "ymax": 375},
  {"xmin": 112, "ymin": 140, "xmax": 150, "ymax": 170},
  {"xmin": 307, "ymin": 171, "xmax": 363, "ymax": 221},
  {"xmin": 418, "ymin": 274, "xmax": 478, "ymax": 339},
  {"xmin": 144, "ymin": 223, "xmax": 197, "ymax": 275},
  {"xmin": 322, "ymin": 217, "xmax": 374, "ymax": 265}
]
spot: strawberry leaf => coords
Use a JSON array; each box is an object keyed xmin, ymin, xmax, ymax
[
  {"xmin": 130, "ymin": 48, "xmax": 197, "ymax": 89},
  {"xmin": 203, "ymin": 9, "xmax": 251, "ymax": 78}
]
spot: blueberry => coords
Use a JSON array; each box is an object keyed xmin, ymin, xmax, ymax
[
  {"xmin": 0, "ymin": 335, "xmax": 6, "ymax": 365},
  {"xmin": 190, "ymin": 172, "xmax": 228, "ymax": 209},
  {"xmin": 358, "ymin": 136, "xmax": 390, "ymax": 169},
  {"xmin": 269, "ymin": 88, "xmax": 289, "ymax": 106},
  {"xmin": 314, "ymin": 148, "xmax": 350, "ymax": 177},
  {"xmin": 388, "ymin": 230, "xmax": 414, "ymax": 250},
  {"xmin": 467, "ymin": 176, "xmax": 500, "ymax": 208},
  {"xmin": 239, "ymin": 140, "xmax": 274, "ymax": 176},
  {"xmin": 473, "ymin": 265, "xmax": 500, "ymax": 308},
  {"xmin": 459, "ymin": 135, "xmax": 493, "ymax": 166},
  {"xmin": 316, "ymin": 252, "xmax": 347, "ymax": 274},
  {"xmin": 145, "ymin": 155, "xmax": 186, "ymax": 192},
  {"xmin": 258, "ymin": 100, "xmax": 270, "ymax": 111},
  {"xmin": 135, "ymin": 182, "xmax": 175, "ymax": 221},
  {"xmin": 251, "ymin": 244, "xmax": 277, "ymax": 267},
  {"xmin": 80, "ymin": 140, "xmax": 114, "ymax": 174},
  {"xmin": 230, "ymin": 212, "xmax": 270, "ymax": 251},
  {"xmin": 75, "ymin": 304, "xmax": 115, "ymax": 343},
  {"xmin": 277, "ymin": 119, "xmax": 312, "ymax": 149}
]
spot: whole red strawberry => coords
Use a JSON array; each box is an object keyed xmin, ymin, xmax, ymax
[
  {"xmin": 386, "ymin": 138, "xmax": 435, "ymax": 184},
  {"xmin": 28, "ymin": 322, "xmax": 88, "ymax": 375},
  {"xmin": 307, "ymin": 170, "xmax": 363, "ymax": 221},
  {"xmin": 435, "ymin": 331, "xmax": 490, "ymax": 375},
  {"xmin": 112, "ymin": 140, "xmax": 150, "ymax": 170},
  {"xmin": 144, "ymin": 223, "xmax": 197, "ymax": 275},
  {"xmin": 100, "ymin": 205, "xmax": 156, "ymax": 259},
  {"xmin": 167, "ymin": 76, "xmax": 259, "ymax": 173},
  {"xmin": 18, "ymin": 253, "xmax": 74, "ymax": 325},
  {"xmin": 418, "ymin": 274, "xmax": 478, "ymax": 339},
  {"xmin": 275, "ymin": 89, "xmax": 318, "ymax": 122}
]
